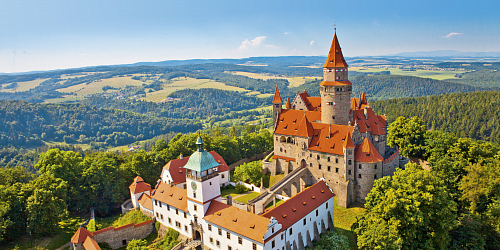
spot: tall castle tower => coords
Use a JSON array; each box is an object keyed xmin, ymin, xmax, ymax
[{"xmin": 320, "ymin": 32, "xmax": 352, "ymax": 125}]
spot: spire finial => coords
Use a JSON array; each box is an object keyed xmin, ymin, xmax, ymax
[{"xmin": 334, "ymin": 24, "xmax": 336, "ymax": 33}]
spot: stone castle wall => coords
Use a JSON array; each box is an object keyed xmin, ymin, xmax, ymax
[
  {"xmin": 354, "ymin": 161, "xmax": 383, "ymax": 202},
  {"xmin": 93, "ymin": 220, "xmax": 154, "ymax": 249},
  {"xmin": 383, "ymin": 151, "xmax": 400, "ymax": 177},
  {"xmin": 320, "ymin": 88, "xmax": 351, "ymax": 125}
]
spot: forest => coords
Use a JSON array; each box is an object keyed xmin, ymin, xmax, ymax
[
  {"xmin": 371, "ymin": 91, "xmax": 500, "ymax": 144},
  {"xmin": 0, "ymin": 130, "xmax": 273, "ymax": 243},
  {"xmin": 353, "ymin": 116, "xmax": 500, "ymax": 249}
]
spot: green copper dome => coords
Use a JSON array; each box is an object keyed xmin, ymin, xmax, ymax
[{"xmin": 184, "ymin": 135, "xmax": 220, "ymax": 172}]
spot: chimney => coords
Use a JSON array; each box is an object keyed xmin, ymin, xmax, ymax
[
  {"xmin": 364, "ymin": 107, "xmax": 369, "ymax": 120},
  {"xmin": 179, "ymin": 154, "xmax": 183, "ymax": 160},
  {"xmin": 226, "ymin": 195, "xmax": 232, "ymax": 206}
]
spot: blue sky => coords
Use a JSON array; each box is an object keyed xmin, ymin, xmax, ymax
[{"xmin": 1, "ymin": 0, "xmax": 499, "ymax": 73}]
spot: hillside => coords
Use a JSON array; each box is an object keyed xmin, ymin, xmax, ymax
[
  {"xmin": 371, "ymin": 91, "xmax": 500, "ymax": 143},
  {"xmin": 0, "ymin": 100, "xmax": 200, "ymax": 149}
]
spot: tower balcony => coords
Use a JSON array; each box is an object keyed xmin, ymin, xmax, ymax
[{"xmin": 186, "ymin": 170, "xmax": 219, "ymax": 181}]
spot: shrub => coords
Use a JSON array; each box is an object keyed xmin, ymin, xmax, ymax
[
  {"xmin": 87, "ymin": 219, "xmax": 96, "ymax": 232},
  {"xmin": 98, "ymin": 242, "xmax": 112, "ymax": 250},
  {"xmin": 126, "ymin": 239, "xmax": 148, "ymax": 250},
  {"xmin": 155, "ymin": 221, "xmax": 161, "ymax": 232},
  {"xmin": 235, "ymin": 183, "xmax": 250, "ymax": 194},
  {"xmin": 153, "ymin": 228, "xmax": 180, "ymax": 250},
  {"xmin": 306, "ymin": 230, "xmax": 350, "ymax": 250},
  {"xmin": 112, "ymin": 210, "xmax": 150, "ymax": 228}
]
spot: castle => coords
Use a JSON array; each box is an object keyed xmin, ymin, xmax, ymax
[{"xmin": 268, "ymin": 32, "xmax": 406, "ymax": 208}]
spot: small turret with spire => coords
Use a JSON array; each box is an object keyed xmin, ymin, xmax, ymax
[{"xmin": 272, "ymin": 86, "xmax": 283, "ymax": 127}]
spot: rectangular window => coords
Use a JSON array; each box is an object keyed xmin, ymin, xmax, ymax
[
  {"xmin": 193, "ymin": 192, "xmax": 196, "ymax": 198},
  {"xmin": 335, "ymin": 158, "xmax": 338, "ymax": 163},
  {"xmin": 160, "ymin": 214, "xmax": 164, "ymax": 220},
  {"xmin": 317, "ymin": 155, "xmax": 320, "ymax": 160},
  {"xmin": 194, "ymin": 205, "xmax": 197, "ymax": 211},
  {"xmin": 155, "ymin": 200, "xmax": 158, "ymax": 206},
  {"xmin": 208, "ymin": 224, "xmax": 212, "ymax": 231},
  {"xmin": 348, "ymin": 160, "xmax": 352, "ymax": 165},
  {"xmin": 227, "ymin": 232, "xmax": 231, "ymax": 239},
  {"xmin": 216, "ymin": 240, "xmax": 220, "ymax": 247},
  {"xmin": 238, "ymin": 237, "xmax": 242, "ymax": 244},
  {"xmin": 335, "ymin": 167, "xmax": 339, "ymax": 173},
  {"xmin": 316, "ymin": 209, "xmax": 319, "ymax": 217},
  {"xmin": 156, "ymin": 212, "xmax": 159, "ymax": 218},
  {"xmin": 374, "ymin": 174, "xmax": 377, "ymax": 179},
  {"xmin": 218, "ymin": 228, "xmax": 222, "ymax": 236},
  {"xmin": 184, "ymin": 212, "xmax": 187, "ymax": 219},
  {"xmin": 176, "ymin": 209, "xmax": 178, "ymax": 215},
  {"xmin": 167, "ymin": 205, "xmax": 170, "ymax": 211},
  {"xmin": 168, "ymin": 217, "xmax": 171, "ymax": 224},
  {"xmin": 228, "ymin": 246, "xmax": 232, "ymax": 250},
  {"xmin": 281, "ymin": 234, "xmax": 284, "ymax": 240},
  {"xmin": 327, "ymin": 166, "xmax": 331, "ymax": 172},
  {"xmin": 326, "ymin": 202, "xmax": 329, "ymax": 209},
  {"xmin": 374, "ymin": 165, "xmax": 377, "ymax": 169},
  {"xmin": 303, "ymin": 218, "xmax": 306, "ymax": 225},
  {"xmin": 185, "ymin": 225, "xmax": 188, "ymax": 232},
  {"xmin": 319, "ymin": 164, "xmax": 322, "ymax": 170},
  {"xmin": 289, "ymin": 227, "xmax": 293, "ymax": 235},
  {"xmin": 210, "ymin": 237, "xmax": 213, "ymax": 244},
  {"xmin": 159, "ymin": 202, "xmax": 162, "ymax": 208},
  {"xmin": 272, "ymin": 240, "xmax": 275, "ymax": 248},
  {"xmin": 348, "ymin": 170, "xmax": 351, "ymax": 175},
  {"xmin": 310, "ymin": 163, "xmax": 312, "ymax": 167},
  {"xmin": 328, "ymin": 157, "xmax": 330, "ymax": 162},
  {"xmin": 359, "ymin": 174, "xmax": 362, "ymax": 178},
  {"xmin": 253, "ymin": 243, "xmax": 257, "ymax": 250}
]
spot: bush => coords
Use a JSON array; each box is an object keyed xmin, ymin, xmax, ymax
[
  {"xmin": 306, "ymin": 230, "xmax": 350, "ymax": 250},
  {"xmin": 155, "ymin": 221, "xmax": 161, "ymax": 232},
  {"xmin": 153, "ymin": 228, "xmax": 180, "ymax": 250},
  {"xmin": 112, "ymin": 210, "xmax": 150, "ymax": 228},
  {"xmin": 98, "ymin": 242, "xmax": 112, "ymax": 250},
  {"xmin": 87, "ymin": 219, "xmax": 96, "ymax": 232},
  {"xmin": 126, "ymin": 239, "xmax": 148, "ymax": 250},
  {"xmin": 235, "ymin": 183, "xmax": 250, "ymax": 194}
]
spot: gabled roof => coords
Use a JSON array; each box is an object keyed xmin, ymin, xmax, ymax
[
  {"xmin": 273, "ymin": 86, "xmax": 282, "ymax": 104},
  {"xmin": 352, "ymin": 108, "xmax": 386, "ymax": 135},
  {"xmin": 342, "ymin": 130, "xmax": 355, "ymax": 149},
  {"xmin": 285, "ymin": 98, "xmax": 291, "ymax": 109},
  {"xmin": 262, "ymin": 181, "xmax": 334, "ymax": 239},
  {"xmin": 151, "ymin": 182, "xmax": 188, "ymax": 212},
  {"xmin": 320, "ymin": 80, "xmax": 352, "ymax": 86},
  {"xmin": 138, "ymin": 193, "xmax": 153, "ymax": 211},
  {"xmin": 274, "ymin": 109, "xmax": 321, "ymax": 137},
  {"xmin": 295, "ymin": 114, "xmax": 314, "ymax": 137},
  {"xmin": 71, "ymin": 227, "xmax": 94, "ymax": 244},
  {"xmin": 360, "ymin": 91, "xmax": 367, "ymax": 105},
  {"xmin": 204, "ymin": 200, "xmax": 271, "ymax": 243},
  {"xmin": 355, "ymin": 138, "xmax": 384, "ymax": 163},
  {"xmin": 164, "ymin": 151, "xmax": 229, "ymax": 184},
  {"xmin": 83, "ymin": 236, "xmax": 101, "ymax": 250},
  {"xmin": 323, "ymin": 33, "xmax": 349, "ymax": 68},
  {"xmin": 308, "ymin": 124, "xmax": 354, "ymax": 155},
  {"xmin": 129, "ymin": 176, "xmax": 151, "ymax": 194}
]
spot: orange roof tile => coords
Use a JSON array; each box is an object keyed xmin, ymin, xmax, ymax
[
  {"xmin": 129, "ymin": 176, "xmax": 151, "ymax": 194},
  {"xmin": 320, "ymin": 80, "xmax": 352, "ymax": 86},
  {"xmin": 204, "ymin": 200, "xmax": 271, "ymax": 243},
  {"xmin": 138, "ymin": 193, "xmax": 153, "ymax": 211},
  {"xmin": 308, "ymin": 124, "xmax": 354, "ymax": 155},
  {"xmin": 273, "ymin": 155, "xmax": 296, "ymax": 162},
  {"xmin": 360, "ymin": 91, "xmax": 367, "ymax": 105},
  {"xmin": 151, "ymin": 182, "xmax": 188, "ymax": 212},
  {"xmin": 71, "ymin": 227, "xmax": 94, "ymax": 244},
  {"xmin": 272, "ymin": 86, "xmax": 282, "ymax": 104},
  {"xmin": 285, "ymin": 98, "xmax": 291, "ymax": 109},
  {"xmin": 355, "ymin": 138, "xmax": 383, "ymax": 163},
  {"xmin": 323, "ymin": 33, "xmax": 349, "ymax": 68},
  {"xmin": 342, "ymin": 131, "xmax": 355, "ymax": 149},
  {"xmin": 83, "ymin": 236, "xmax": 100, "ymax": 250},
  {"xmin": 352, "ymin": 107, "xmax": 386, "ymax": 135},
  {"xmin": 262, "ymin": 181, "xmax": 334, "ymax": 240},
  {"xmin": 295, "ymin": 114, "xmax": 314, "ymax": 138},
  {"xmin": 274, "ymin": 109, "xmax": 321, "ymax": 137},
  {"xmin": 377, "ymin": 115, "xmax": 387, "ymax": 126},
  {"xmin": 163, "ymin": 151, "xmax": 229, "ymax": 184}
]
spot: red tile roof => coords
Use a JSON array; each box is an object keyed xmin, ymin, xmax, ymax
[
  {"xmin": 274, "ymin": 109, "xmax": 321, "ymax": 137},
  {"xmin": 295, "ymin": 114, "xmax": 314, "ymax": 138},
  {"xmin": 83, "ymin": 236, "xmax": 100, "ymax": 250},
  {"xmin": 138, "ymin": 193, "xmax": 153, "ymax": 211},
  {"xmin": 262, "ymin": 181, "xmax": 334, "ymax": 239},
  {"xmin": 323, "ymin": 33, "xmax": 349, "ymax": 68},
  {"xmin": 285, "ymin": 98, "xmax": 291, "ymax": 109},
  {"xmin": 355, "ymin": 138, "xmax": 383, "ymax": 163},
  {"xmin": 164, "ymin": 151, "xmax": 229, "ymax": 184},
  {"xmin": 129, "ymin": 176, "xmax": 151, "ymax": 194},
  {"xmin": 308, "ymin": 124, "xmax": 354, "ymax": 155},
  {"xmin": 320, "ymin": 80, "xmax": 352, "ymax": 86},
  {"xmin": 352, "ymin": 108, "xmax": 386, "ymax": 135},
  {"xmin": 273, "ymin": 155, "xmax": 296, "ymax": 162},
  {"xmin": 71, "ymin": 227, "xmax": 94, "ymax": 244},
  {"xmin": 297, "ymin": 92, "xmax": 321, "ymax": 111},
  {"xmin": 151, "ymin": 182, "xmax": 188, "ymax": 212},
  {"xmin": 204, "ymin": 200, "xmax": 271, "ymax": 243},
  {"xmin": 273, "ymin": 86, "xmax": 282, "ymax": 104},
  {"xmin": 342, "ymin": 130, "xmax": 355, "ymax": 149}
]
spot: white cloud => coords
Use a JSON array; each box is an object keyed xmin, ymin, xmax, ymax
[
  {"xmin": 284, "ymin": 32, "xmax": 290, "ymax": 35},
  {"xmin": 443, "ymin": 32, "xmax": 463, "ymax": 38},
  {"xmin": 310, "ymin": 41, "xmax": 315, "ymax": 45},
  {"xmin": 238, "ymin": 36, "xmax": 267, "ymax": 50}
]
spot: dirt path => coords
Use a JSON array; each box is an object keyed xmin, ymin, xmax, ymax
[{"xmin": 55, "ymin": 242, "xmax": 72, "ymax": 250}]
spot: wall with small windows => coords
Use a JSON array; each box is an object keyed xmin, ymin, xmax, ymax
[
  {"xmin": 354, "ymin": 161, "xmax": 383, "ymax": 202},
  {"xmin": 152, "ymin": 199, "xmax": 193, "ymax": 239}
]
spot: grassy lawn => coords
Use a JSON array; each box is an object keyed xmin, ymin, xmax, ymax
[
  {"xmin": 262, "ymin": 173, "xmax": 285, "ymax": 188},
  {"xmin": 234, "ymin": 192, "xmax": 260, "ymax": 204},
  {"xmin": 221, "ymin": 186, "xmax": 240, "ymax": 198},
  {"xmin": 333, "ymin": 197, "xmax": 366, "ymax": 250},
  {"xmin": 264, "ymin": 199, "xmax": 284, "ymax": 209}
]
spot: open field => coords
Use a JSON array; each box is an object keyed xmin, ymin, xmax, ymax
[
  {"xmin": 0, "ymin": 78, "xmax": 49, "ymax": 92},
  {"xmin": 350, "ymin": 67, "xmax": 466, "ymax": 80},
  {"xmin": 144, "ymin": 77, "xmax": 249, "ymax": 102},
  {"xmin": 56, "ymin": 76, "xmax": 144, "ymax": 96},
  {"xmin": 231, "ymin": 71, "xmax": 318, "ymax": 87},
  {"xmin": 44, "ymin": 141, "xmax": 92, "ymax": 151}
]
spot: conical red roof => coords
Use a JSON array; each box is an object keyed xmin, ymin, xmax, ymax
[
  {"xmin": 71, "ymin": 227, "xmax": 94, "ymax": 243},
  {"xmin": 354, "ymin": 138, "xmax": 383, "ymax": 163},
  {"xmin": 129, "ymin": 176, "xmax": 151, "ymax": 194},
  {"xmin": 323, "ymin": 33, "xmax": 349, "ymax": 68},
  {"xmin": 285, "ymin": 98, "xmax": 291, "ymax": 109},
  {"xmin": 342, "ymin": 130, "xmax": 355, "ymax": 149},
  {"xmin": 272, "ymin": 86, "xmax": 282, "ymax": 104}
]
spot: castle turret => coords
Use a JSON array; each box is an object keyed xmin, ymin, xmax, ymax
[
  {"xmin": 285, "ymin": 97, "xmax": 291, "ymax": 109},
  {"xmin": 320, "ymin": 32, "xmax": 352, "ymax": 125},
  {"xmin": 272, "ymin": 86, "xmax": 283, "ymax": 127}
]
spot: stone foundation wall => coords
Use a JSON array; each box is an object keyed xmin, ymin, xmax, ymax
[{"xmin": 93, "ymin": 220, "xmax": 154, "ymax": 249}]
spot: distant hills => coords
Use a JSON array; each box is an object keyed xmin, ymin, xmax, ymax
[{"xmin": 385, "ymin": 50, "xmax": 500, "ymax": 58}]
